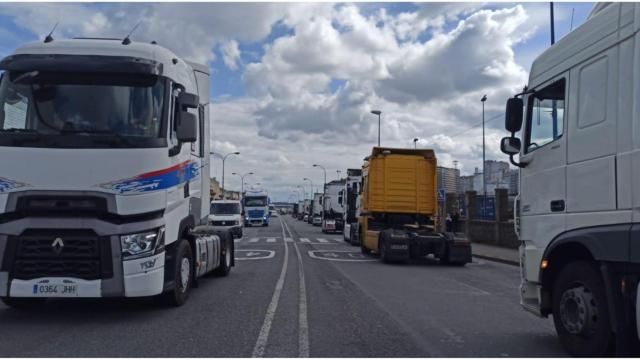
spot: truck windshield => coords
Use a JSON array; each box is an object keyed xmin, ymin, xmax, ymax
[
  {"xmin": 0, "ymin": 71, "xmax": 166, "ymax": 148},
  {"xmin": 244, "ymin": 197, "xmax": 268, "ymax": 207},
  {"xmin": 211, "ymin": 203, "xmax": 241, "ymax": 215}
]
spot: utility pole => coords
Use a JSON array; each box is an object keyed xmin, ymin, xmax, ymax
[
  {"xmin": 550, "ymin": 2, "xmax": 555, "ymax": 45},
  {"xmin": 481, "ymin": 95, "xmax": 487, "ymax": 219}
]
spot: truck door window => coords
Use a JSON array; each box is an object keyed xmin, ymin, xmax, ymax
[{"xmin": 525, "ymin": 79, "xmax": 565, "ymax": 153}]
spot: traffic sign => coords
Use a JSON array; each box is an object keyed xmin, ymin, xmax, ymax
[{"xmin": 437, "ymin": 188, "xmax": 446, "ymax": 201}]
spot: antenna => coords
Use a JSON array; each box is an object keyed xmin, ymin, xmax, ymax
[
  {"xmin": 44, "ymin": 22, "xmax": 58, "ymax": 43},
  {"xmin": 569, "ymin": 8, "xmax": 575, "ymax": 32},
  {"xmin": 122, "ymin": 20, "xmax": 142, "ymax": 45}
]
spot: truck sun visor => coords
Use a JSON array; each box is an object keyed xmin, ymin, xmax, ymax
[{"xmin": 0, "ymin": 54, "xmax": 163, "ymax": 75}]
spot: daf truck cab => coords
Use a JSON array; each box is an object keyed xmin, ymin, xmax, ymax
[
  {"xmin": 500, "ymin": 3, "xmax": 640, "ymax": 355},
  {"xmin": 0, "ymin": 38, "xmax": 234, "ymax": 308},
  {"xmin": 343, "ymin": 168, "xmax": 362, "ymax": 245},
  {"xmin": 322, "ymin": 179, "xmax": 345, "ymax": 233},
  {"xmin": 243, "ymin": 189, "xmax": 269, "ymax": 226}
]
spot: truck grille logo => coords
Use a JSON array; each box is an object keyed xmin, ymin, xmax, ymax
[{"xmin": 51, "ymin": 237, "xmax": 64, "ymax": 254}]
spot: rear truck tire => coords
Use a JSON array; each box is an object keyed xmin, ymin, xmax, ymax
[
  {"xmin": 360, "ymin": 231, "xmax": 372, "ymax": 255},
  {"xmin": 213, "ymin": 231, "xmax": 233, "ymax": 277},
  {"xmin": 350, "ymin": 226, "xmax": 359, "ymax": 246},
  {"xmin": 379, "ymin": 230, "xmax": 407, "ymax": 264},
  {"xmin": 1, "ymin": 297, "xmax": 46, "ymax": 309},
  {"xmin": 552, "ymin": 261, "xmax": 614, "ymax": 357},
  {"xmin": 164, "ymin": 239, "xmax": 194, "ymax": 307},
  {"xmin": 439, "ymin": 233, "xmax": 471, "ymax": 266}
]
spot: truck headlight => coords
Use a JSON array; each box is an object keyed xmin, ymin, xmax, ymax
[{"xmin": 121, "ymin": 227, "xmax": 165, "ymax": 260}]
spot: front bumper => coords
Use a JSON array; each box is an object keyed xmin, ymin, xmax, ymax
[
  {"xmin": 0, "ymin": 211, "xmax": 167, "ymax": 298},
  {"xmin": 6, "ymin": 253, "xmax": 165, "ymax": 298}
]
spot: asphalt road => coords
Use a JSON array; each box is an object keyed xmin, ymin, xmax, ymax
[{"xmin": 0, "ymin": 215, "xmax": 566, "ymax": 357}]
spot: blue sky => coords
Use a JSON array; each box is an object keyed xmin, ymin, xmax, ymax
[{"xmin": 0, "ymin": 2, "xmax": 598, "ymax": 200}]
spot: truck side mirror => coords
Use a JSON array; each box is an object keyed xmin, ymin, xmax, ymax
[
  {"xmin": 176, "ymin": 111, "xmax": 197, "ymax": 142},
  {"xmin": 505, "ymin": 97, "xmax": 523, "ymax": 133},
  {"xmin": 500, "ymin": 136, "xmax": 521, "ymax": 155}
]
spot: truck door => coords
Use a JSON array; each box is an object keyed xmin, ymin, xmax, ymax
[{"xmin": 519, "ymin": 74, "xmax": 568, "ymax": 276}]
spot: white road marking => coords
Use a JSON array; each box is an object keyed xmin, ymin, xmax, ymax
[
  {"xmin": 299, "ymin": 238, "xmax": 311, "ymax": 243},
  {"xmin": 307, "ymin": 250, "xmax": 377, "ymax": 262},
  {"xmin": 251, "ymin": 218, "xmax": 290, "ymax": 358},
  {"xmin": 234, "ymin": 238, "xmax": 242, "ymax": 243},
  {"xmin": 316, "ymin": 238, "xmax": 328, "ymax": 243},
  {"xmin": 249, "ymin": 237, "xmax": 260, "ymax": 243},
  {"xmin": 283, "ymin": 218, "xmax": 310, "ymax": 358},
  {"xmin": 235, "ymin": 250, "xmax": 276, "ymax": 260},
  {"xmin": 285, "ymin": 237, "xmax": 294, "ymax": 242},
  {"xmin": 266, "ymin": 237, "xmax": 276, "ymax": 243}
]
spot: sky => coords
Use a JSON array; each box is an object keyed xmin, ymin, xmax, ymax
[{"xmin": 0, "ymin": 1, "xmax": 595, "ymax": 202}]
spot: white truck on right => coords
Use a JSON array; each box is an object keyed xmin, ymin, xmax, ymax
[{"xmin": 500, "ymin": 3, "xmax": 640, "ymax": 356}]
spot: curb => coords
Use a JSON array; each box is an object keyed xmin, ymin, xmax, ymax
[{"xmin": 472, "ymin": 254, "xmax": 519, "ymax": 267}]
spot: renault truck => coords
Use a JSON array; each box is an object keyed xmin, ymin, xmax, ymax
[
  {"xmin": 358, "ymin": 147, "xmax": 471, "ymax": 265},
  {"xmin": 0, "ymin": 38, "xmax": 234, "ymax": 308},
  {"xmin": 500, "ymin": 2, "xmax": 640, "ymax": 356}
]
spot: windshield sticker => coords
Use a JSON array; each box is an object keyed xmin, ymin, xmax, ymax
[{"xmin": 98, "ymin": 160, "xmax": 199, "ymax": 194}]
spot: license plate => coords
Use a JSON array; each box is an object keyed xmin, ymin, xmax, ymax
[{"xmin": 33, "ymin": 284, "xmax": 78, "ymax": 296}]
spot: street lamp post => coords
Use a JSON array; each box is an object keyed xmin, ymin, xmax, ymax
[
  {"xmin": 413, "ymin": 138, "xmax": 419, "ymax": 149},
  {"xmin": 312, "ymin": 164, "xmax": 327, "ymax": 219},
  {"xmin": 371, "ymin": 110, "xmax": 382, "ymax": 147},
  {"xmin": 481, "ymin": 95, "xmax": 487, "ymax": 219},
  {"xmin": 210, "ymin": 151, "xmax": 240, "ymax": 199},
  {"xmin": 231, "ymin": 171, "xmax": 253, "ymax": 197},
  {"xmin": 303, "ymin": 178, "xmax": 313, "ymax": 199}
]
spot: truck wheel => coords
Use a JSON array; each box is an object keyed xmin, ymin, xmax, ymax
[
  {"xmin": 164, "ymin": 239, "xmax": 193, "ymax": 307},
  {"xmin": 552, "ymin": 261, "xmax": 613, "ymax": 357},
  {"xmin": 379, "ymin": 235, "xmax": 391, "ymax": 263},
  {"xmin": 1, "ymin": 297, "xmax": 46, "ymax": 308},
  {"xmin": 213, "ymin": 231, "xmax": 233, "ymax": 277}
]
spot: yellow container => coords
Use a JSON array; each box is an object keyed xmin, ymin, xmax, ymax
[{"xmin": 362, "ymin": 147, "xmax": 437, "ymax": 216}]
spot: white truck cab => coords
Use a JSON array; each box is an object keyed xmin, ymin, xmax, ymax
[
  {"xmin": 209, "ymin": 200, "xmax": 243, "ymax": 239},
  {"xmin": 343, "ymin": 168, "xmax": 362, "ymax": 244},
  {"xmin": 501, "ymin": 3, "xmax": 640, "ymax": 355},
  {"xmin": 0, "ymin": 38, "xmax": 233, "ymax": 308}
]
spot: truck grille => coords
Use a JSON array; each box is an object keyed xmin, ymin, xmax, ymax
[
  {"xmin": 3, "ymin": 229, "xmax": 113, "ymax": 280},
  {"xmin": 247, "ymin": 210, "xmax": 264, "ymax": 218}
]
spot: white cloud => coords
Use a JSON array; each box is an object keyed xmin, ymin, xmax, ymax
[{"xmin": 220, "ymin": 40, "xmax": 241, "ymax": 70}]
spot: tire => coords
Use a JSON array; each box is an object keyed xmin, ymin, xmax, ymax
[
  {"xmin": 213, "ymin": 231, "xmax": 233, "ymax": 277},
  {"xmin": 1, "ymin": 297, "xmax": 46, "ymax": 309},
  {"xmin": 164, "ymin": 239, "xmax": 193, "ymax": 307},
  {"xmin": 552, "ymin": 261, "xmax": 613, "ymax": 357},
  {"xmin": 360, "ymin": 229, "xmax": 372, "ymax": 255}
]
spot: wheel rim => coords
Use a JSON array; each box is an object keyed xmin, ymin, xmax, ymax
[
  {"xmin": 180, "ymin": 257, "xmax": 190, "ymax": 292},
  {"xmin": 559, "ymin": 284, "xmax": 598, "ymax": 335}
]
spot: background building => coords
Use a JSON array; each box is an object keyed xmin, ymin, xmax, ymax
[{"xmin": 437, "ymin": 166, "xmax": 460, "ymax": 194}]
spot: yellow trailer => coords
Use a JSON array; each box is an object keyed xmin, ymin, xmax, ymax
[{"xmin": 357, "ymin": 147, "xmax": 471, "ymax": 264}]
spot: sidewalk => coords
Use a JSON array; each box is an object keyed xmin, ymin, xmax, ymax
[{"xmin": 470, "ymin": 242, "xmax": 519, "ymax": 266}]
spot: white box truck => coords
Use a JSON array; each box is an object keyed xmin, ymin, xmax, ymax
[
  {"xmin": 322, "ymin": 179, "xmax": 345, "ymax": 233},
  {"xmin": 500, "ymin": 3, "xmax": 640, "ymax": 355},
  {"xmin": 0, "ymin": 38, "xmax": 233, "ymax": 308}
]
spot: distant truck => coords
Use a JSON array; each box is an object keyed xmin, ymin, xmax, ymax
[
  {"xmin": 0, "ymin": 38, "xmax": 233, "ymax": 308},
  {"xmin": 358, "ymin": 148, "xmax": 471, "ymax": 265},
  {"xmin": 322, "ymin": 179, "xmax": 346, "ymax": 233},
  {"xmin": 500, "ymin": 3, "xmax": 640, "ymax": 356},
  {"xmin": 311, "ymin": 193, "xmax": 323, "ymax": 226},
  {"xmin": 302, "ymin": 199, "xmax": 311, "ymax": 222},
  {"xmin": 209, "ymin": 200, "xmax": 243, "ymax": 239},
  {"xmin": 343, "ymin": 169, "xmax": 362, "ymax": 245},
  {"xmin": 243, "ymin": 189, "xmax": 269, "ymax": 227}
]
